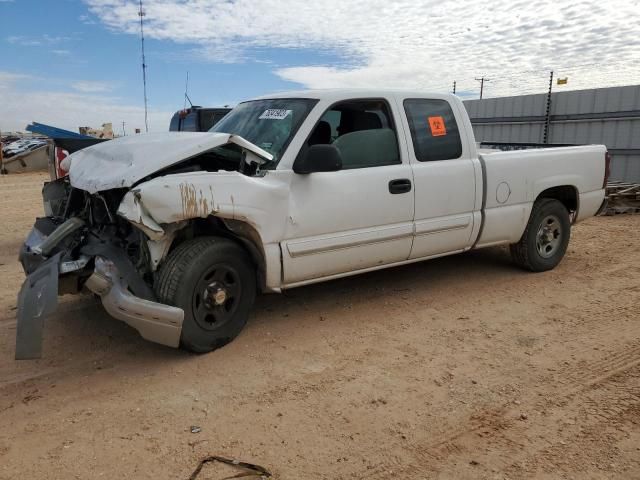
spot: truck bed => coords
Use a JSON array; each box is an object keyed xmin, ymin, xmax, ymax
[{"xmin": 475, "ymin": 145, "xmax": 606, "ymax": 248}]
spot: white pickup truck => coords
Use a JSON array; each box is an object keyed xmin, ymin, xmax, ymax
[{"xmin": 16, "ymin": 89, "xmax": 610, "ymax": 358}]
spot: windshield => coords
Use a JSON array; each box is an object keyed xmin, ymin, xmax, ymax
[{"xmin": 209, "ymin": 98, "xmax": 318, "ymax": 165}]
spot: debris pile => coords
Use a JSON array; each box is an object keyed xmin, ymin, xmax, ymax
[{"xmin": 603, "ymin": 182, "xmax": 640, "ymax": 214}]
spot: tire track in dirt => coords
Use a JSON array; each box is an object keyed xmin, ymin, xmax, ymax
[
  {"xmin": 562, "ymin": 342, "xmax": 640, "ymax": 392},
  {"xmin": 429, "ymin": 354, "xmax": 638, "ymax": 474},
  {"xmin": 502, "ymin": 366, "xmax": 640, "ymax": 477},
  {"xmin": 351, "ymin": 330, "xmax": 640, "ymax": 479}
]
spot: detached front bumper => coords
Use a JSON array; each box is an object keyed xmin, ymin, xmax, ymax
[
  {"xmin": 85, "ymin": 257, "xmax": 184, "ymax": 348},
  {"xmin": 16, "ymin": 220, "xmax": 184, "ymax": 359}
]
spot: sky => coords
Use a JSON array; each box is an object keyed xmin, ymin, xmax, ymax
[{"xmin": 1, "ymin": 0, "xmax": 639, "ymax": 133}]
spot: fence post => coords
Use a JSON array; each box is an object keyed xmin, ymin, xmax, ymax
[{"xmin": 543, "ymin": 70, "xmax": 554, "ymax": 144}]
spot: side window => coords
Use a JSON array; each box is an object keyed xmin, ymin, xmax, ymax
[
  {"xmin": 305, "ymin": 99, "xmax": 400, "ymax": 169},
  {"xmin": 403, "ymin": 99, "xmax": 462, "ymax": 162}
]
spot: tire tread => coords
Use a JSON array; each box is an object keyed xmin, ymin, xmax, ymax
[{"xmin": 154, "ymin": 237, "xmax": 254, "ymax": 353}]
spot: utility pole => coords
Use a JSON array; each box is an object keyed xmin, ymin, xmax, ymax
[
  {"xmin": 475, "ymin": 76, "xmax": 490, "ymax": 99},
  {"xmin": 543, "ymin": 70, "xmax": 554, "ymax": 144},
  {"xmin": 138, "ymin": 0, "xmax": 149, "ymax": 133},
  {"xmin": 452, "ymin": 80, "xmax": 457, "ymax": 95}
]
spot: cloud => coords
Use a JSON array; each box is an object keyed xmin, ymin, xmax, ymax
[
  {"xmin": 7, "ymin": 34, "xmax": 72, "ymax": 47},
  {"xmin": 71, "ymin": 80, "xmax": 114, "ymax": 93},
  {"xmin": 0, "ymin": 71, "xmax": 170, "ymax": 133},
  {"xmin": 7, "ymin": 36, "xmax": 43, "ymax": 47},
  {"xmin": 0, "ymin": 72, "xmax": 33, "ymax": 86},
  {"xmin": 79, "ymin": 14, "xmax": 97, "ymax": 25},
  {"xmin": 84, "ymin": 0, "xmax": 640, "ymax": 96}
]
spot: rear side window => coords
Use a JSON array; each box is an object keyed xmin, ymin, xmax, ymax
[{"xmin": 404, "ymin": 99, "xmax": 462, "ymax": 162}]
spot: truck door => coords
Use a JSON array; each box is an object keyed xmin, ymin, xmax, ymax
[
  {"xmin": 281, "ymin": 98, "xmax": 415, "ymax": 285},
  {"xmin": 398, "ymin": 97, "xmax": 479, "ymax": 259}
]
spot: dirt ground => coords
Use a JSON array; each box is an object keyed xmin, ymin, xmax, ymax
[{"xmin": 0, "ymin": 172, "xmax": 639, "ymax": 480}]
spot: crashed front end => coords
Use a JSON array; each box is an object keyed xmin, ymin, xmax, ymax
[
  {"xmin": 15, "ymin": 129, "xmax": 279, "ymax": 359},
  {"xmin": 16, "ymin": 179, "xmax": 184, "ymax": 359}
]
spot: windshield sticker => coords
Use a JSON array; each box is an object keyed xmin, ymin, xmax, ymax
[
  {"xmin": 428, "ymin": 116, "xmax": 447, "ymax": 136},
  {"xmin": 259, "ymin": 109, "xmax": 292, "ymax": 120}
]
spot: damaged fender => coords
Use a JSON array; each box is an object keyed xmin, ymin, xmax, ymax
[{"xmin": 117, "ymin": 170, "xmax": 292, "ymax": 289}]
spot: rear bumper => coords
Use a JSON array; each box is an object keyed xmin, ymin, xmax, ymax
[
  {"xmin": 595, "ymin": 198, "xmax": 608, "ymax": 216},
  {"xmin": 84, "ymin": 257, "xmax": 184, "ymax": 348},
  {"xmin": 576, "ymin": 189, "xmax": 607, "ymax": 222}
]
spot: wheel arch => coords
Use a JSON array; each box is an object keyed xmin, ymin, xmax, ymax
[
  {"xmin": 535, "ymin": 185, "xmax": 579, "ymax": 221},
  {"xmin": 510, "ymin": 195, "xmax": 572, "ymax": 272},
  {"xmin": 166, "ymin": 217, "xmax": 269, "ymax": 292}
]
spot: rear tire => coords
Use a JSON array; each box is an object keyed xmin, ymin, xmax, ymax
[
  {"xmin": 155, "ymin": 237, "xmax": 256, "ymax": 353},
  {"xmin": 510, "ymin": 198, "xmax": 571, "ymax": 272}
]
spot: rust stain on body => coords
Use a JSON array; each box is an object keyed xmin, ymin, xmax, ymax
[{"xmin": 180, "ymin": 183, "xmax": 216, "ymax": 219}]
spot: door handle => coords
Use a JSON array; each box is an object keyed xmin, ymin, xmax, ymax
[{"xmin": 388, "ymin": 178, "xmax": 412, "ymax": 194}]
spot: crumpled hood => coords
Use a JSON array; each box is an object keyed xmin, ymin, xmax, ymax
[{"xmin": 68, "ymin": 132, "xmax": 273, "ymax": 193}]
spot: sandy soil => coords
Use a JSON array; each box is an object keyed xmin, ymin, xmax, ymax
[{"xmin": 0, "ymin": 172, "xmax": 639, "ymax": 479}]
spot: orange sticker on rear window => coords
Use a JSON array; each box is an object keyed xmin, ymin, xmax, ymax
[{"xmin": 428, "ymin": 116, "xmax": 447, "ymax": 136}]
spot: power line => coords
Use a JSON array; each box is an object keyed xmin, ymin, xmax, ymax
[
  {"xmin": 443, "ymin": 59, "xmax": 640, "ymax": 98},
  {"xmin": 464, "ymin": 60, "xmax": 640, "ymax": 87},
  {"xmin": 138, "ymin": 0, "xmax": 149, "ymax": 133},
  {"xmin": 466, "ymin": 62, "xmax": 640, "ymax": 98}
]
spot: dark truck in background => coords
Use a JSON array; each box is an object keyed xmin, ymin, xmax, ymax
[{"xmin": 169, "ymin": 106, "xmax": 232, "ymax": 132}]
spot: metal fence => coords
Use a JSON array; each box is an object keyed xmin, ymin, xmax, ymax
[{"xmin": 463, "ymin": 85, "xmax": 640, "ymax": 182}]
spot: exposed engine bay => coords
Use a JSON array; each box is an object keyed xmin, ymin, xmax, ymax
[{"xmin": 20, "ymin": 179, "xmax": 151, "ymax": 297}]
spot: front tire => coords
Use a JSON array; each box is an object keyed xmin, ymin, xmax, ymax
[
  {"xmin": 510, "ymin": 198, "xmax": 571, "ymax": 272},
  {"xmin": 155, "ymin": 237, "xmax": 256, "ymax": 353}
]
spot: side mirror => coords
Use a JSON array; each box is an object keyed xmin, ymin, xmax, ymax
[{"xmin": 293, "ymin": 144, "xmax": 342, "ymax": 174}]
